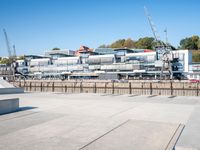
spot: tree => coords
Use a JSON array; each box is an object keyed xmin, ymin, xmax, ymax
[
  {"xmin": 0, "ymin": 58, "xmax": 10, "ymax": 64},
  {"xmin": 123, "ymin": 38, "xmax": 135, "ymax": 48},
  {"xmin": 198, "ymin": 39, "xmax": 200, "ymax": 49},
  {"xmin": 52, "ymin": 47, "xmax": 60, "ymax": 51},
  {"xmin": 110, "ymin": 39, "xmax": 126, "ymax": 48},
  {"xmin": 192, "ymin": 51, "xmax": 200, "ymax": 62},
  {"xmin": 135, "ymin": 37, "xmax": 155, "ymax": 49},
  {"xmin": 180, "ymin": 35, "xmax": 199, "ymax": 50},
  {"xmin": 17, "ymin": 55, "xmax": 25, "ymax": 60}
]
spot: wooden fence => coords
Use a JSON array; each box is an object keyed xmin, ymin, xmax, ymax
[{"xmin": 13, "ymin": 80, "xmax": 200, "ymax": 97}]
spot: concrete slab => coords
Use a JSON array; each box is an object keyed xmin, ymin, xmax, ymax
[
  {"xmin": 0, "ymin": 98, "xmax": 19, "ymax": 115},
  {"xmin": 81, "ymin": 120, "xmax": 184, "ymax": 150},
  {"xmin": 176, "ymin": 106, "xmax": 200, "ymax": 150}
]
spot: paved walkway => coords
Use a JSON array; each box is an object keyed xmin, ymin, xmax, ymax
[{"xmin": 0, "ymin": 93, "xmax": 200, "ymax": 150}]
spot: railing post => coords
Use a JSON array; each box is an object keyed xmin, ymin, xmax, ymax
[
  {"xmin": 24, "ymin": 80, "xmax": 25, "ymax": 88},
  {"xmin": 80, "ymin": 82, "xmax": 83, "ymax": 93},
  {"xmin": 112, "ymin": 82, "xmax": 114, "ymax": 94},
  {"xmin": 150, "ymin": 82, "xmax": 152, "ymax": 95},
  {"xmin": 104, "ymin": 83, "xmax": 107, "ymax": 93},
  {"xmin": 170, "ymin": 82, "xmax": 173, "ymax": 96},
  {"xmin": 40, "ymin": 82, "xmax": 42, "ymax": 92},
  {"xmin": 65, "ymin": 85, "xmax": 67, "ymax": 93},
  {"xmin": 94, "ymin": 82, "xmax": 96, "ymax": 93},
  {"xmin": 129, "ymin": 82, "xmax": 132, "ymax": 95},
  {"xmin": 52, "ymin": 82, "xmax": 54, "ymax": 92},
  {"xmin": 141, "ymin": 82, "xmax": 144, "ymax": 95},
  {"xmin": 30, "ymin": 82, "xmax": 32, "ymax": 92}
]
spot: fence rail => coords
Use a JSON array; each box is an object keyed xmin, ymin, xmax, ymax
[{"xmin": 12, "ymin": 80, "xmax": 200, "ymax": 97}]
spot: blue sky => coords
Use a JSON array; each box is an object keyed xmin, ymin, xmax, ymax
[{"xmin": 0, "ymin": 0, "xmax": 199, "ymax": 56}]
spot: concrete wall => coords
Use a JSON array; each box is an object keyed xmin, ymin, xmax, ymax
[{"xmin": 0, "ymin": 98, "xmax": 19, "ymax": 115}]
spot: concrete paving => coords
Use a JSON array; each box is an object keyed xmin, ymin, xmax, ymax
[
  {"xmin": 175, "ymin": 106, "xmax": 200, "ymax": 150},
  {"xmin": 0, "ymin": 93, "xmax": 200, "ymax": 150}
]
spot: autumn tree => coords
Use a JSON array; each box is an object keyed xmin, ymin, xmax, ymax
[
  {"xmin": 110, "ymin": 39, "xmax": 126, "ymax": 48},
  {"xmin": 123, "ymin": 38, "xmax": 135, "ymax": 48},
  {"xmin": 180, "ymin": 35, "xmax": 199, "ymax": 50},
  {"xmin": 135, "ymin": 37, "xmax": 155, "ymax": 49}
]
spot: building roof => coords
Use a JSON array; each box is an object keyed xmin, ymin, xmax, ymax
[{"xmin": 75, "ymin": 46, "xmax": 94, "ymax": 56}]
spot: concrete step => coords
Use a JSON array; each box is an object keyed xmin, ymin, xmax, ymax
[{"xmin": 0, "ymin": 98, "xmax": 19, "ymax": 115}]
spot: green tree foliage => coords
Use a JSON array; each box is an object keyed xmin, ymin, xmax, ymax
[
  {"xmin": 192, "ymin": 51, "xmax": 200, "ymax": 62},
  {"xmin": 99, "ymin": 38, "xmax": 135, "ymax": 49},
  {"xmin": 198, "ymin": 39, "xmax": 200, "ymax": 49},
  {"xmin": 110, "ymin": 39, "xmax": 126, "ymax": 48},
  {"xmin": 17, "ymin": 55, "xmax": 25, "ymax": 60},
  {"xmin": 180, "ymin": 35, "xmax": 199, "ymax": 50},
  {"xmin": 135, "ymin": 37, "xmax": 155, "ymax": 49},
  {"xmin": 52, "ymin": 47, "xmax": 60, "ymax": 51},
  {"xmin": 0, "ymin": 58, "xmax": 10, "ymax": 64}
]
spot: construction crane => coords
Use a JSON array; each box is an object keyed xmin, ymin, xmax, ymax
[
  {"xmin": 144, "ymin": 6, "xmax": 173, "ymax": 79},
  {"xmin": 13, "ymin": 45, "xmax": 17, "ymax": 59},
  {"xmin": 3, "ymin": 29, "xmax": 12, "ymax": 59},
  {"xmin": 3, "ymin": 29, "xmax": 17, "ymax": 61},
  {"xmin": 3, "ymin": 29, "xmax": 17, "ymax": 80}
]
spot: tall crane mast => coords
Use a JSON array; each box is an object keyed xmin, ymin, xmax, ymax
[
  {"xmin": 13, "ymin": 45, "xmax": 16, "ymax": 59},
  {"xmin": 3, "ymin": 29, "xmax": 12, "ymax": 59},
  {"xmin": 3, "ymin": 29, "xmax": 17, "ymax": 81},
  {"xmin": 144, "ymin": 6, "xmax": 160, "ymax": 43},
  {"xmin": 144, "ymin": 7, "xmax": 173, "ymax": 79}
]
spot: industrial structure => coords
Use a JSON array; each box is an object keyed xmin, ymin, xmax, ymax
[{"xmin": 12, "ymin": 47, "xmax": 194, "ymax": 80}]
